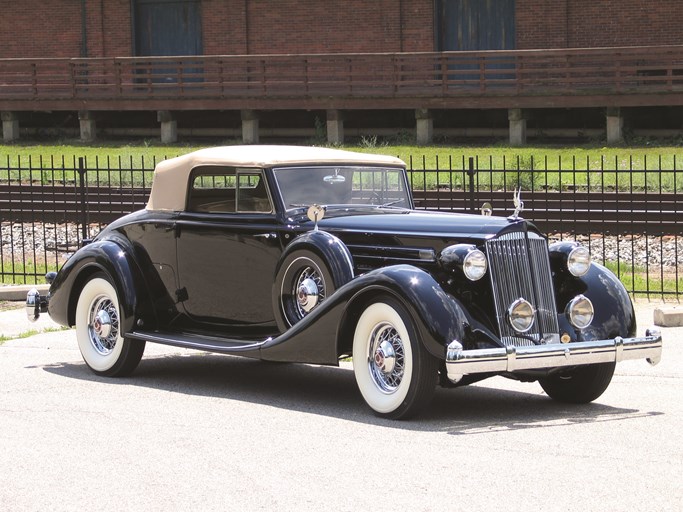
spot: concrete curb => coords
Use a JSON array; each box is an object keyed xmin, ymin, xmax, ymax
[
  {"xmin": 654, "ymin": 306, "xmax": 683, "ymax": 327},
  {"xmin": 0, "ymin": 285, "xmax": 50, "ymax": 302}
]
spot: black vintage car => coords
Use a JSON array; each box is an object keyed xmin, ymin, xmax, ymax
[{"xmin": 27, "ymin": 146, "xmax": 662, "ymax": 419}]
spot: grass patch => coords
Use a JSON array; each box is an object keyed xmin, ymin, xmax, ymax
[
  {"xmin": 1, "ymin": 142, "xmax": 683, "ymax": 191},
  {"xmin": 0, "ymin": 326, "xmax": 71, "ymax": 346},
  {"xmin": 1, "ymin": 260, "xmax": 59, "ymax": 285},
  {"xmin": 603, "ymin": 261, "xmax": 683, "ymax": 298}
]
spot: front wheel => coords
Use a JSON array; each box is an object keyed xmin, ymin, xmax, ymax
[
  {"xmin": 75, "ymin": 274, "xmax": 145, "ymax": 377},
  {"xmin": 352, "ymin": 297, "xmax": 439, "ymax": 420},
  {"xmin": 539, "ymin": 362, "xmax": 616, "ymax": 403}
]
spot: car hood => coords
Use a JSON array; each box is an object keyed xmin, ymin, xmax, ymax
[{"xmin": 309, "ymin": 208, "xmax": 528, "ymax": 245}]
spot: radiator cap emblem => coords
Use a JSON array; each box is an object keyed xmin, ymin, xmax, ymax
[{"xmin": 509, "ymin": 188, "xmax": 524, "ymax": 220}]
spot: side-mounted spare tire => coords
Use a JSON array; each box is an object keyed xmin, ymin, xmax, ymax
[{"xmin": 273, "ymin": 230, "xmax": 354, "ymax": 331}]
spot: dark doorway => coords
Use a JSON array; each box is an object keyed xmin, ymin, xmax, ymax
[
  {"xmin": 437, "ymin": 0, "xmax": 516, "ymax": 83},
  {"xmin": 133, "ymin": 0, "xmax": 202, "ymax": 56},
  {"xmin": 437, "ymin": 0, "xmax": 516, "ymax": 51}
]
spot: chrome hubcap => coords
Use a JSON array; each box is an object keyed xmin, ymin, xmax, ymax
[
  {"xmin": 373, "ymin": 339, "xmax": 396, "ymax": 374},
  {"xmin": 93, "ymin": 309, "xmax": 112, "ymax": 338},
  {"xmin": 88, "ymin": 296, "xmax": 119, "ymax": 356},
  {"xmin": 297, "ymin": 277, "xmax": 320, "ymax": 313},
  {"xmin": 293, "ymin": 266, "xmax": 325, "ymax": 319},
  {"xmin": 368, "ymin": 323, "xmax": 405, "ymax": 393}
]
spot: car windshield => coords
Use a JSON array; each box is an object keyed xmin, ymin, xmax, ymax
[{"xmin": 273, "ymin": 166, "xmax": 411, "ymax": 210}]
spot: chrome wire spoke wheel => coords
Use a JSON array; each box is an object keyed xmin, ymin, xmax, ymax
[
  {"xmin": 367, "ymin": 322, "xmax": 405, "ymax": 393},
  {"xmin": 87, "ymin": 295, "xmax": 120, "ymax": 356}
]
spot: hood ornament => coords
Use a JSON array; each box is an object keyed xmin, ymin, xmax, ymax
[{"xmin": 509, "ymin": 188, "xmax": 524, "ymax": 220}]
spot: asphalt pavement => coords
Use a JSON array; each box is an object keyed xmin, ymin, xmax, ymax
[{"xmin": 0, "ymin": 299, "xmax": 681, "ymax": 511}]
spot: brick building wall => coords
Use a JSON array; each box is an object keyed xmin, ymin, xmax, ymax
[
  {"xmin": 98, "ymin": 0, "xmax": 133, "ymax": 57},
  {"xmin": 0, "ymin": 1, "xmax": 82, "ymax": 58},
  {"xmin": 0, "ymin": 0, "xmax": 131, "ymax": 59},
  {"xmin": 1, "ymin": 0, "xmax": 682, "ymax": 60},
  {"xmin": 517, "ymin": 0, "xmax": 683, "ymax": 49},
  {"xmin": 203, "ymin": 0, "xmax": 434, "ymax": 55}
]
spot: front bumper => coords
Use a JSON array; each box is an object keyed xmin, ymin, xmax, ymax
[{"xmin": 445, "ymin": 332, "xmax": 662, "ymax": 383}]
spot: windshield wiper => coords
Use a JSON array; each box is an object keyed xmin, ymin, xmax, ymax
[{"xmin": 379, "ymin": 199, "xmax": 406, "ymax": 208}]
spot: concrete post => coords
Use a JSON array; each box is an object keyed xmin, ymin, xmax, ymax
[
  {"xmin": 508, "ymin": 108, "xmax": 527, "ymax": 146},
  {"xmin": 1, "ymin": 111, "xmax": 20, "ymax": 142},
  {"xmin": 78, "ymin": 110, "xmax": 97, "ymax": 142},
  {"xmin": 415, "ymin": 109, "xmax": 433, "ymax": 145},
  {"xmin": 241, "ymin": 109, "xmax": 259, "ymax": 144},
  {"xmin": 326, "ymin": 109, "xmax": 344, "ymax": 145},
  {"xmin": 157, "ymin": 110, "xmax": 178, "ymax": 143},
  {"xmin": 606, "ymin": 107, "xmax": 624, "ymax": 144}
]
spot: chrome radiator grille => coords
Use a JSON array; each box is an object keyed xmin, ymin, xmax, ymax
[{"xmin": 485, "ymin": 231, "xmax": 559, "ymax": 347}]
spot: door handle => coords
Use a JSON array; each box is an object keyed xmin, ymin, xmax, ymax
[{"xmin": 254, "ymin": 233, "xmax": 277, "ymax": 239}]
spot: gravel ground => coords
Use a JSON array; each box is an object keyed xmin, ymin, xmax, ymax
[
  {"xmin": 2, "ymin": 221, "xmax": 681, "ymax": 272},
  {"xmin": 549, "ymin": 233, "xmax": 682, "ymax": 271}
]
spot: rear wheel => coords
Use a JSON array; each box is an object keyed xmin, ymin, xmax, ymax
[
  {"xmin": 539, "ymin": 362, "xmax": 615, "ymax": 403},
  {"xmin": 352, "ymin": 297, "xmax": 438, "ymax": 420},
  {"xmin": 75, "ymin": 274, "xmax": 145, "ymax": 377}
]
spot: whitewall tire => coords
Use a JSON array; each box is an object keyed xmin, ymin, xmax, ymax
[
  {"xmin": 75, "ymin": 274, "xmax": 145, "ymax": 377},
  {"xmin": 352, "ymin": 297, "xmax": 438, "ymax": 420}
]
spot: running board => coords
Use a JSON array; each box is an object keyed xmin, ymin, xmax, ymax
[{"xmin": 127, "ymin": 330, "xmax": 267, "ymax": 355}]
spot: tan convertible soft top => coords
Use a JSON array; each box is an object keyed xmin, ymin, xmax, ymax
[{"xmin": 146, "ymin": 145, "xmax": 406, "ymax": 211}]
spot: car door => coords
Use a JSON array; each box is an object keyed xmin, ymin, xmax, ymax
[{"xmin": 176, "ymin": 166, "xmax": 282, "ymax": 331}]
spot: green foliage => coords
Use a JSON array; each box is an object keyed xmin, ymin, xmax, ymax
[
  {"xmin": 1, "ymin": 260, "xmax": 59, "ymax": 285},
  {"xmin": 1, "ymin": 141, "xmax": 682, "ymax": 193},
  {"xmin": 0, "ymin": 326, "xmax": 71, "ymax": 345},
  {"xmin": 308, "ymin": 117, "xmax": 327, "ymax": 145},
  {"xmin": 603, "ymin": 261, "xmax": 683, "ymax": 298}
]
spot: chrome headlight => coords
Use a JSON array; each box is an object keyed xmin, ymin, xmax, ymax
[
  {"xmin": 463, "ymin": 249, "xmax": 487, "ymax": 281},
  {"xmin": 508, "ymin": 298, "xmax": 535, "ymax": 333},
  {"xmin": 439, "ymin": 244, "xmax": 487, "ymax": 281},
  {"xmin": 567, "ymin": 246, "xmax": 591, "ymax": 277},
  {"xmin": 549, "ymin": 241, "xmax": 592, "ymax": 277},
  {"xmin": 566, "ymin": 295, "xmax": 594, "ymax": 329}
]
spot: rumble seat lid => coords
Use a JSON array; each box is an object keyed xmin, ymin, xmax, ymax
[{"xmin": 146, "ymin": 145, "xmax": 405, "ymax": 212}]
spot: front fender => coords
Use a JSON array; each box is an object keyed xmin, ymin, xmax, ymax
[
  {"xmin": 553, "ymin": 261, "xmax": 636, "ymax": 341},
  {"xmin": 261, "ymin": 264, "xmax": 470, "ymax": 364},
  {"xmin": 343, "ymin": 265, "xmax": 471, "ymax": 359},
  {"xmin": 47, "ymin": 238, "xmax": 152, "ymax": 334}
]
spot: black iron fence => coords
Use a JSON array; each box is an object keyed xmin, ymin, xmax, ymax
[{"xmin": 1, "ymin": 154, "xmax": 681, "ymax": 297}]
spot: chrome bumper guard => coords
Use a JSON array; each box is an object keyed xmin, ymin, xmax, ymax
[
  {"xmin": 26, "ymin": 288, "xmax": 48, "ymax": 322},
  {"xmin": 445, "ymin": 331, "xmax": 663, "ymax": 383}
]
